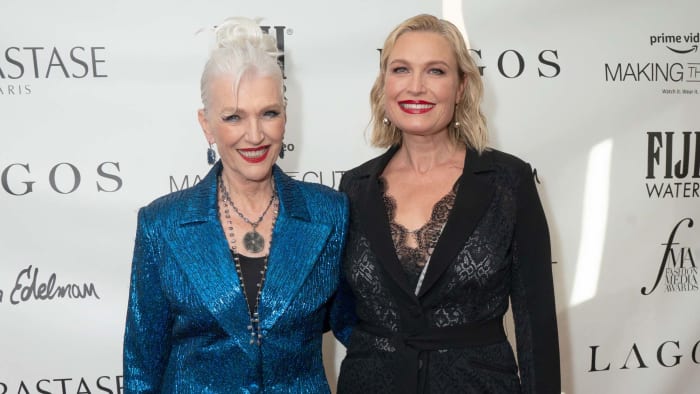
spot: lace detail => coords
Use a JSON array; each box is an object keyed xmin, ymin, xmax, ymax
[
  {"xmin": 428, "ymin": 168, "xmax": 516, "ymax": 328},
  {"xmin": 380, "ymin": 177, "xmax": 457, "ymax": 288},
  {"xmin": 344, "ymin": 215, "xmax": 400, "ymax": 333}
]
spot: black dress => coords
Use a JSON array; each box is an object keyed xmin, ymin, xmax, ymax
[{"xmin": 337, "ymin": 146, "xmax": 560, "ymax": 394}]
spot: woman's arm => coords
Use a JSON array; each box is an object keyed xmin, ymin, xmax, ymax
[
  {"xmin": 327, "ymin": 187, "xmax": 356, "ymax": 346},
  {"xmin": 510, "ymin": 162, "xmax": 561, "ymax": 393},
  {"xmin": 123, "ymin": 207, "xmax": 172, "ymax": 393}
]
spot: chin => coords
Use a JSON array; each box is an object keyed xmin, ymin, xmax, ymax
[
  {"xmin": 244, "ymin": 166, "xmax": 276, "ymax": 182},
  {"xmin": 400, "ymin": 122, "xmax": 450, "ymax": 136},
  {"xmin": 222, "ymin": 160, "xmax": 276, "ymax": 184}
]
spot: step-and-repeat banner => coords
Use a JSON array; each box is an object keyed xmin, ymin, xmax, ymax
[{"xmin": 1, "ymin": 1, "xmax": 698, "ymax": 393}]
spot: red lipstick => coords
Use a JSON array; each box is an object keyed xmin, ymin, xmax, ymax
[
  {"xmin": 398, "ymin": 100, "xmax": 435, "ymax": 114},
  {"xmin": 238, "ymin": 145, "xmax": 270, "ymax": 163}
]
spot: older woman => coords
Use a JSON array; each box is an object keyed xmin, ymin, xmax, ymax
[
  {"xmin": 123, "ymin": 17, "xmax": 354, "ymax": 393},
  {"xmin": 337, "ymin": 14, "xmax": 560, "ymax": 394}
]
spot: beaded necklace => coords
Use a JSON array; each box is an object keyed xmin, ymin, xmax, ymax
[
  {"xmin": 218, "ymin": 175, "xmax": 278, "ymax": 345},
  {"xmin": 222, "ymin": 182, "xmax": 276, "ymax": 254}
]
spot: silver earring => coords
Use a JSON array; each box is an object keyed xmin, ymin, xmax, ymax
[
  {"xmin": 454, "ymin": 120, "xmax": 461, "ymax": 128},
  {"xmin": 382, "ymin": 117, "xmax": 391, "ymax": 126},
  {"xmin": 207, "ymin": 143, "xmax": 217, "ymax": 165}
]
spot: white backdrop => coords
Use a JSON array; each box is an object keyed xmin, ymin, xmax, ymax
[{"xmin": 1, "ymin": 1, "xmax": 698, "ymax": 393}]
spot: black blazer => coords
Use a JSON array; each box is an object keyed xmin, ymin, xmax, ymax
[{"xmin": 337, "ymin": 146, "xmax": 560, "ymax": 394}]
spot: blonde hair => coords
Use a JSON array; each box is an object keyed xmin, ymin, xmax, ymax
[
  {"xmin": 200, "ymin": 17, "xmax": 284, "ymax": 109},
  {"xmin": 369, "ymin": 14, "xmax": 488, "ymax": 152}
]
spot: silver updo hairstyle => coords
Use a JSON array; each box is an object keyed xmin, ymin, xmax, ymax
[{"xmin": 200, "ymin": 17, "xmax": 284, "ymax": 110}]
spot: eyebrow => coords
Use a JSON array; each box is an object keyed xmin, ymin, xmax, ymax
[
  {"xmin": 388, "ymin": 59, "xmax": 452, "ymax": 68},
  {"xmin": 219, "ymin": 103, "xmax": 283, "ymax": 114},
  {"xmin": 219, "ymin": 106, "xmax": 240, "ymax": 114}
]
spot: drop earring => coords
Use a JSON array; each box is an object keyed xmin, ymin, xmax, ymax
[
  {"xmin": 279, "ymin": 143, "xmax": 285, "ymax": 159},
  {"xmin": 453, "ymin": 102, "xmax": 460, "ymax": 128},
  {"xmin": 207, "ymin": 143, "xmax": 217, "ymax": 165}
]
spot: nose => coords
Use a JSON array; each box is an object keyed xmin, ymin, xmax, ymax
[
  {"xmin": 407, "ymin": 72, "xmax": 426, "ymax": 94},
  {"xmin": 245, "ymin": 117, "xmax": 265, "ymax": 145}
]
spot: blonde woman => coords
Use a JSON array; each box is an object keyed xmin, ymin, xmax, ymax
[{"xmin": 337, "ymin": 14, "xmax": 559, "ymax": 394}]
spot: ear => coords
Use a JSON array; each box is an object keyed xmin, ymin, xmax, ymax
[{"xmin": 198, "ymin": 108, "xmax": 214, "ymax": 144}]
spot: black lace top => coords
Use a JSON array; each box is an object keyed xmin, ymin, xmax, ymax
[{"xmin": 380, "ymin": 177, "xmax": 458, "ymax": 290}]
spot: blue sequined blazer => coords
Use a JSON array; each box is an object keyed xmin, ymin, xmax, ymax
[{"xmin": 123, "ymin": 162, "xmax": 354, "ymax": 393}]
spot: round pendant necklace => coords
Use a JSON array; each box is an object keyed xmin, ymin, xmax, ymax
[
  {"xmin": 218, "ymin": 175, "xmax": 278, "ymax": 345},
  {"xmin": 219, "ymin": 177, "xmax": 277, "ymax": 253}
]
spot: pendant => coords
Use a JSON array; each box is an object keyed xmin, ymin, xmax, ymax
[{"xmin": 243, "ymin": 230, "xmax": 265, "ymax": 253}]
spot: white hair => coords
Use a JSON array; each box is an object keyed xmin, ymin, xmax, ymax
[{"xmin": 200, "ymin": 17, "xmax": 284, "ymax": 109}]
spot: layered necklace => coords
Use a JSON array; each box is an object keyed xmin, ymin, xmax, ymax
[
  {"xmin": 220, "ymin": 177, "xmax": 277, "ymax": 253},
  {"xmin": 218, "ymin": 175, "xmax": 278, "ymax": 345}
]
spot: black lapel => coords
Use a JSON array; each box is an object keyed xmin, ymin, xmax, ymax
[
  {"xmin": 417, "ymin": 148, "xmax": 496, "ymax": 298},
  {"xmin": 354, "ymin": 146, "xmax": 418, "ymax": 300}
]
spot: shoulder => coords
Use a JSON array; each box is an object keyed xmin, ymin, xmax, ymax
[
  {"xmin": 143, "ymin": 186, "xmax": 193, "ymax": 212},
  {"xmin": 479, "ymin": 148, "xmax": 533, "ymax": 183},
  {"xmin": 137, "ymin": 172, "xmax": 214, "ymax": 228},
  {"xmin": 136, "ymin": 187, "xmax": 194, "ymax": 228},
  {"xmin": 470, "ymin": 148, "xmax": 539, "ymax": 202},
  {"xmin": 482, "ymin": 148, "xmax": 530, "ymax": 171}
]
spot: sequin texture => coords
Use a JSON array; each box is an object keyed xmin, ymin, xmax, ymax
[{"xmin": 123, "ymin": 162, "xmax": 355, "ymax": 393}]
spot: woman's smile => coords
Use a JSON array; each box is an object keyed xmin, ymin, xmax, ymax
[
  {"xmin": 398, "ymin": 100, "xmax": 435, "ymax": 114},
  {"xmin": 238, "ymin": 145, "xmax": 271, "ymax": 163}
]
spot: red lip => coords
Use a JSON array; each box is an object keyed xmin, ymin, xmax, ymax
[
  {"xmin": 238, "ymin": 145, "xmax": 270, "ymax": 163},
  {"xmin": 398, "ymin": 100, "xmax": 435, "ymax": 114}
]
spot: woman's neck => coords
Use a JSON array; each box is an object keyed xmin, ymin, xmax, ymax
[
  {"xmin": 396, "ymin": 134, "xmax": 465, "ymax": 175},
  {"xmin": 220, "ymin": 170, "xmax": 276, "ymax": 211}
]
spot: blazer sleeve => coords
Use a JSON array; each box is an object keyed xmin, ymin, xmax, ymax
[
  {"xmin": 328, "ymin": 182, "xmax": 356, "ymax": 346},
  {"xmin": 123, "ymin": 207, "xmax": 172, "ymax": 393},
  {"xmin": 509, "ymin": 163, "xmax": 561, "ymax": 394}
]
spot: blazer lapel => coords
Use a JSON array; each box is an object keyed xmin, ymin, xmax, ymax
[
  {"xmin": 168, "ymin": 162, "xmax": 252, "ymax": 339},
  {"xmin": 355, "ymin": 146, "xmax": 418, "ymax": 300},
  {"xmin": 417, "ymin": 149, "xmax": 496, "ymax": 298},
  {"xmin": 259, "ymin": 167, "xmax": 331, "ymax": 330}
]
